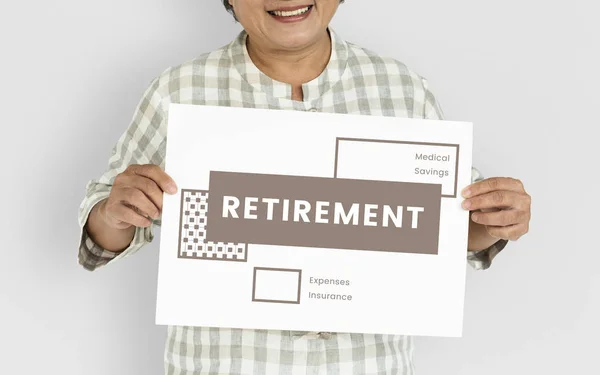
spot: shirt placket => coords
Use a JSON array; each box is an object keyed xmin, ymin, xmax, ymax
[{"xmin": 290, "ymin": 330, "xmax": 335, "ymax": 340}]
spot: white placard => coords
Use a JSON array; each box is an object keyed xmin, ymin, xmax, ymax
[{"xmin": 156, "ymin": 103, "xmax": 473, "ymax": 337}]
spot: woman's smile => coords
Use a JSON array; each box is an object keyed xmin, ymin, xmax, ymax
[{"xmin": 267, "ymin": 4, "xmax": 314, "ymax": 23}]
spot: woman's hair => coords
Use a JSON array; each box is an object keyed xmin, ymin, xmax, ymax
[{"xmin": 222, "ymin": 1, "xmax": 345, "ymax": 20}]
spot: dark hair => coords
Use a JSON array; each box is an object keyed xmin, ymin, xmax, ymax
[{"xmin": 222, "ymin": 1, "xmax": 345, "ymax": 20}]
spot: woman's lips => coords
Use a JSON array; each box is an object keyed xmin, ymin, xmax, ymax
[{"xmin": 267, "ymin": 5, "xmax": 313, "ymax": 23}]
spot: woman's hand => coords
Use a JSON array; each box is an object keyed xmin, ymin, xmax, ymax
[
  {"xmin": 461, "ymin": 177, "xmax": 531, "ymax": 250},
  {"xmin": 86, "ymin": 164, "xmax": 177, "ymax": 253},
  {"xmin": 101, "ymin": 164, "xmax": 178, "ymax": 229}
]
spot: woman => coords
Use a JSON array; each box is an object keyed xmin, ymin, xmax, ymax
[{"xmin": 78, "ymin": 1, "xmax": 531, "ymax": 373}]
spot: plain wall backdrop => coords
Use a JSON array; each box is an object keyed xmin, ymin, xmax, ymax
[{"xmin": 1, "ymin": 0, "xmax": 597, "ymax": 374}]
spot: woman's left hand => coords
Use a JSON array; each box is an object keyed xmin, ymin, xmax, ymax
[{"xmin": 462, "ymin": 177, "xmax": 531, "ymax": 246}]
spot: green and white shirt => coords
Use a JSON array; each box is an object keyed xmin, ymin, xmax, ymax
[{"xmin": 78, "ymin": 28, "xmax": 507, "ymax": 375}]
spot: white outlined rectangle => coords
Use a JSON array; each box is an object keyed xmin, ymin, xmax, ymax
[
  {"xmin": 335, "ymin": 138, "xmax": 459, "ymax": 197},
  {"xmin": 252, "ymin": 267, "xmax": 302, "ymax": 304}
]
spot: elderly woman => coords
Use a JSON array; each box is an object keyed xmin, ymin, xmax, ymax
[{"xmin": 78, "ymin": 1, "xmax": 531, "ymax": 374}]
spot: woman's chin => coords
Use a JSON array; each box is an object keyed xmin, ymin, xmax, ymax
[{"xmin": 267, "ymin": 28, "xmax": 326, "ymax": 51}]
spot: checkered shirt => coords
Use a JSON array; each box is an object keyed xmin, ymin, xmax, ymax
[{"xmin": 77, "ymin": 28, "xmax": 508, "ymax": 375}]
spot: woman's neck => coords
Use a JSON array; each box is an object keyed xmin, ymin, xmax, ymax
[{"xmin": 246, "ymin": 30, "xmax": 332, "ymax": 100}]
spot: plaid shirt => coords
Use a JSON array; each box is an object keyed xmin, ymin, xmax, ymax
[{"xmin": 78, "ymin": 28, "xmax": 507, "ymax": 375}]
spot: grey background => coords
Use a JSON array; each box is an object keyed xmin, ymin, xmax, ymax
[{"xmin": 0, "ymin": 0, "xmax": 597, "ymax": 374}]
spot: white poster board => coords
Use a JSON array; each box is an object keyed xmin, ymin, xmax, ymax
[{"xmin": 156, "ymin": 103, "xmax": 473, "ymax": 337}]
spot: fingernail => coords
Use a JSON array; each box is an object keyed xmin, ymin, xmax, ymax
[
  {"xmin": 471, "ymin": 213, "xmax": 479, "ymax": 222},
  {"xmin": 462, "ymin": 200, "xmax": 471, "ymax": 209},
  {"xmin": 167, "ymin": 182, "xmax": 178, "ymax": 194},
  {"xmin": 462, "ymin": 188, "xmax": 471, "ymax": 198}
]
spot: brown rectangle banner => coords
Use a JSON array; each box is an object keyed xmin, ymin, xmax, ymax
[{"xmin": 206, "ymin": 171, "xmax": 442, "ymax": 255}]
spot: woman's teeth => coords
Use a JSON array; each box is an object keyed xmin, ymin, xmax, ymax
[{"xmin": 268, "ymin": 6, "xmax": 312, "ymax": 17}]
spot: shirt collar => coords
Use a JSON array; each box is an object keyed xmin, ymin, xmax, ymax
[{"xmin": 229, "ymin": 27, "xmax": 348, "ymax": 103}]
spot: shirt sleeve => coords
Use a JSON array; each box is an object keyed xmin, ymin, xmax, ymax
[
  {"xmin": 77, "ymin": 75, "xmax": 167, "ymax": 271},
  {"xmin": 421, "ymin": 77, "xmax": 508, "ymax": 270}
]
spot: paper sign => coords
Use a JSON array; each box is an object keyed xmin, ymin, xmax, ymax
[{"xmin": 156, "ymin": 104, "xmax": 473, "ymax": 337}]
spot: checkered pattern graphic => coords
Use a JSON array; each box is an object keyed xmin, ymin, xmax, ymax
[
  {"xmin": 178, "ymin": 190, "xmax": 247, "ymax": 261},
  {"xmin": 76, "ymin": 26, "xmax": 509, "ymax": 374}
]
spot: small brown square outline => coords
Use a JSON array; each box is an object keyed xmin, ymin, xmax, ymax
[
  {"xmin": 251, "ymin": 267, "xmax": 302, "ymax": 304},
  {"xmin": 334, "ymin": 137, "xmax": 460, "ymax": 198}
]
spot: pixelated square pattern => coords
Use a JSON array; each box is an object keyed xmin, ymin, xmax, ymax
[{"xmin": 178, "ymin": 190, "xmax": 248, "ymax": 262}]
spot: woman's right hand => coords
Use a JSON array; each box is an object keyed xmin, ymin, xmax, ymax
[{"xmin": 99, "ymin": 164, "xmax": 178, "ymax": 230}]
